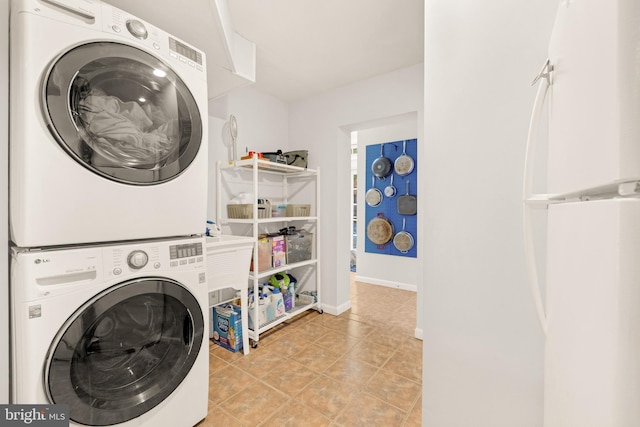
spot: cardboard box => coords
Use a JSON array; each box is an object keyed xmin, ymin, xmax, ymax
[
  {"xmin": 271, "ymin": 235, "xmax": 286, "ymax": 268},
  {"xmin": 250, "ymin": 236, "xmax": 272, "ymax": 271},
  {"xmin": 210, "ymin": 304, "xmax": 243, "ymax": 352}
]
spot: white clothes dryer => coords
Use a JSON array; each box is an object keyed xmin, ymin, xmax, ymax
[
  {"xmin": 10, "ymin": 0, "xmax": 209, "ymax": 248},
  {"xmin": 11, "ymin": 236, "xmax": 209, "ymax": 426}
]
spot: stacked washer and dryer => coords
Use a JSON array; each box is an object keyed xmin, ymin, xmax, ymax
[{"xmin": 9, "ymin": 0, "xmax": 210, "ymax": 425}]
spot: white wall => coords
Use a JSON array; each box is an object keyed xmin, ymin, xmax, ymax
[
  {"xmin": 422, "ymin": 0, "xmax": 556, "ymax": 425},
  {"xmin": 209, "ymin": 85, "xmax": 290, "ymax": 158},
  {"xmin": 1, "ymin": 0, "xmax": 9, "ymax": 404},
  {"xmin": 356, "ymin": 116, "xmax": 418, "ymax": 291},
  {"xmin": 207, "ymin": 85, "xmax": 290, "ymax": 222},
  {"xmin": 289, "ymin": 64, "xmax": 424, "ymax": 323}
]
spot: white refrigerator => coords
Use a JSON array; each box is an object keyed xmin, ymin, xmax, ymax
[{"xmin": 524, "ymin": 1, "xmax": 640, "ymax": 426}]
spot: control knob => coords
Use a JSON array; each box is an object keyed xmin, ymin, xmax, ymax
[
  {"xmin": 126, "ymin": 19, "xmax": 148, "ymax": 40},
  {"xmin": 127, "ymin": 250, "xmax": 149, "ymax": 269}
]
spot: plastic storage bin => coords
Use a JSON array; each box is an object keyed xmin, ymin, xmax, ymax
[{"xmin": 285, "ymin": 231, "xmax": 313, "ymax": 263}]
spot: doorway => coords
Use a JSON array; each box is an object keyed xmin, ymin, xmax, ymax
[{"xmin": 349, "ymin": 115, "xmax": 418, "ymax": 292}]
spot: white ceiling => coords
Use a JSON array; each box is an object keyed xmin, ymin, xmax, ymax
[
  {"xmin": 104, "ymin": 0, "xmax": 424, "ymax": 103},
  {"xmin": 227, "ymin": 0, "xmax": 425, "ymax": 102}
]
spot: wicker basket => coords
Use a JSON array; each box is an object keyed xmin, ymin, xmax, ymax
[
  {"xmin": 227, "ymin": 201, "xmax": 271, "ymax": 219},
  {"xmin": 286, "ymin": 204, "xmax": 311, "ymax": 217}
]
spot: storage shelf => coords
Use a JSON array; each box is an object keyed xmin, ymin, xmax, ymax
[
  {"xmin": 250, "ymin": 259, "xmax": 317, "ymax": 280},
  {"xmin": 248, "ymin": 302, "xmax": 320, "ymax": 338},
  {"xmin": 221, "ymin": 158, "xmax": 317, "ymax": 176},
  {"xmin": 216, "ymin": 159, "xmax": 321, "ymax": 348},
  {"xmin": 225, "ymin": 216, "xmax": 318, "ymax": 224}
]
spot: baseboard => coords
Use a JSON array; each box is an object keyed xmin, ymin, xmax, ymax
[
  {"xmin": 414, "ymin": 327, "xmax": 423, "ymax": 340},
  {"xmin": 354, "ymin": 275, "xmax": 417, "ymax": 292},
  {"xmin": 321, "ymin": 299, "xmax": 352, "ymax": 316}
]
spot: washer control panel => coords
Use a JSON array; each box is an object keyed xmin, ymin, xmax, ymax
[
  {"xmin": 125, "ymin": 19, "xmax": 148, "ymax": 40},
  {"xmin": 169, "ymin": 242, "xmax": 204, "ymax": 267},
  {"xmin": 127, "ymin": 250, "xmax": 149, "ymax": 269}
]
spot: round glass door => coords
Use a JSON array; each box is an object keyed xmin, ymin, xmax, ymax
[
  {"xmin": 43, "ymin": 42, "xmax": 202, "ymax": 185},
  {"xmin": 45, "ymin": 278, "xmax": 204, "ymax": 426}
]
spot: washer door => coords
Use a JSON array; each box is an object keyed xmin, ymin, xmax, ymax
[
  {"xmin": 43, "ymin": 42, "xmax": 202, "ymax": 185},
  {"xmin": 45, "ymin": 278, "xmax": 204, "ymax": 426}
]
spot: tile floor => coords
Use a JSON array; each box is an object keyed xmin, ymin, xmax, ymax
[{"xmin": 197, "ymin": 274, "xmax": 422, "ymax": 427}]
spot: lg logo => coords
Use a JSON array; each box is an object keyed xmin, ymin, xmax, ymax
[{"xmin": 34, "ymin": 258, "xmax": 50, "ymax": 264}]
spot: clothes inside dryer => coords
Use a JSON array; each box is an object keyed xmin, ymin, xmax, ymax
[
  {"xmin": 45, "ymin": 42, "xmax": 202, "ymax": 184},
  {"xmin": 78, "ymin": 87, "xmax": 179, "ymax": 166}
]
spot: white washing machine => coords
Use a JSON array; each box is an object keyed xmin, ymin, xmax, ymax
[
  {"xmin": 11, "ymin": 236, "xmax": 209, "ymax": 426},
  {"xmin": 10, "ymin": 0, "xmax": 209, "ymax": 248}
]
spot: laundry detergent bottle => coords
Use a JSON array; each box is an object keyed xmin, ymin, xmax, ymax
[{"xmin": 271, "ymin": 287, "xmax": 285, "ymax": 317}]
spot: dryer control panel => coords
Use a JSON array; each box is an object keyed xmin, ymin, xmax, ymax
[{"xmin": 101, "ymin": 1, "xmax": 206, "ymax": 74}]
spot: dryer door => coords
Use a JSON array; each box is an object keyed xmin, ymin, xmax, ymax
[
  {"xmin": 43, "ymin": 42, "xmax": 202, "ymax": 185},
  {"xmin": 45, "ymin": 278, "xmax": 204, "ymax": 426}
]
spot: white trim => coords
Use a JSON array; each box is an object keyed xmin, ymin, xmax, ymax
[
  {"xmin": 322, "ymin": 300, "xmax": 352, "ymax": 316},
  {"xmin": 414, "ymin": 327, "xmax": 423, "ymax": 341},
  {"xmin": 354, "ymin": 275, "xmax": 417, "ymax": 292}
]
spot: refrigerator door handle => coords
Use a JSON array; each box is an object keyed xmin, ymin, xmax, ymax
[
  {"xmin": 531, "ymin": 58, "xmax": 554, "ymax": 86},
  {"xmin": 524, "ymin": 58, "xmax": 553, "ymax": 204},
  {"xmin": 524, "ymin": 204, "xmax": 547, "ymax": 334},
  {"xmin": 523, "ymin": 59, "xmax": 553, "ymax": 335}
]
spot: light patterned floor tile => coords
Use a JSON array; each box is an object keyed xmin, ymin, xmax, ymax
[
  {"xmin": 364, "ymin": 369, "xmax": 422, "ymax": 412},
  {"xmin": 207, "ymin": 367, "xmax": 255, "ymax": 404},
  {"xmin": 291, "ymin": 343, "xmax": 343, "ymax": 373},
  {"xmin": 334, "ymin": 392, "xmax": 406, "ymax": 427},
  {"xmin": 233, "ymin": 345, "xmax": 287, "ymax": 378},
  {"xmin": 208, "ymin": 353, "xmax": 229, "ymax": 376},
  {"xmin": 261, "ymin": 401, "xmax": 331, "ymax": 427},
  {"xmin": 322, "ymin": 317, "xmax": 376, "ymax": 339},
  {"xmin": 219, "ymin": 380, "xmax": 287, "ymax": 426},
  {"xmin": 313, "ymin": 329, "xmax": 362, "ymax": 354},
  {"xmin": 324, "ymin": 355, "xmax": 379, "ymax": 387},
  {"xmin": 404, "ymin": 394, "xmax": 423, "ymax": 427},
  {"xmin": 349, "ymin": 340, "xmax": 397, "ymax": 367},
  {"xmin": 261, "ymin": 359, "xmax": 319, "ymax": 396},
  {"xmin": 201, "ymin": 277, "xmax": 422, "ymax": 426},
  {"xmin": 381, "ymin": 348, "xmax": 422, "ymax": 383},
  {"xmin": 298, "ymin": 375, "xmax": 360, "ymax": 419}
]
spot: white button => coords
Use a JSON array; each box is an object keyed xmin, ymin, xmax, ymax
[
  {"xmin": 179, "ymin": 56, "xmax": 187, "ymax": 63},
  {"xmin": 113, "ymin": 267, "xmax": 122, "ymax": 275},
  {"xmin": 188, "ymin": 60, "xmax": 195, "ymax": 67},
  {"xmin": 153, "ymin": 42, "xmax": 160, "ymax": 50},
  {"xmin": 169, "ymin": 52, "xmax": 178, "ymax": 58},
  {"xmin": 154, "ymin": 262, "xmax": 161, "ymax": 269},
  {"xmin": 196, "ymin": 65, "xmax": 203, "ymax": 71},
  {"xmin": 112, "ymin": 25, "xmax": 121, "ymax": 33}
]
